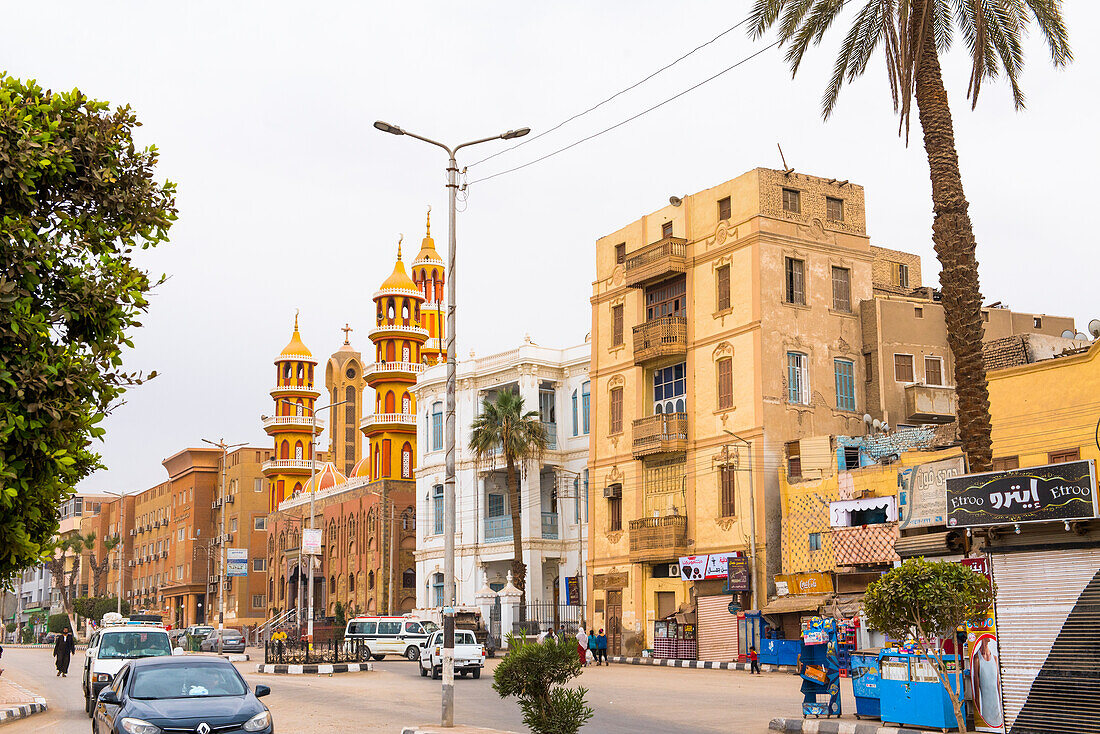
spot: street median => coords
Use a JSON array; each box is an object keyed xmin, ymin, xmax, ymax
[
  {"xmin": 255, "ymin": 662, "xmax": 372, "ymax": 675},
  {"xmin": 609, "ymin": 655, "xmax": 798, "ymax": 674}
]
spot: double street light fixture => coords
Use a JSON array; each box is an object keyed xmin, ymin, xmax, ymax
[
  {"xmin": 373, "ymin": 120, "xmax": 529, "ymax": 728},
  {"xmin": 202, "ymin": 437, "xmax": 248, "ymax": 656}
]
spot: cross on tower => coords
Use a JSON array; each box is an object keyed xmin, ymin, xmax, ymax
[{"xmin": 341, "ymin": 323, "xmax": 353, "ymax": 344}]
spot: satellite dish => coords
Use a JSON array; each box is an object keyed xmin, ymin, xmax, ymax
[
  {"xmin": 863, "ymin": 413, "xmax": 873, "ymax": 425},
  {"xmin": 669, "ymin": 195, "xmax": 683, "ymax": 207},
  {"xmin": 872, "ymin": 419, "xmax": 882, "ymax": 430},
  {"xmin": 1062, "ymin": 329, "xmax": 1077, "ymax": 339},
  {"xmin": 882, "ymin": 423, "xmax": 890, "ymax": 432},
  {"xmin": 1089, "ymin": 319, "xmax": 1100, "ymax": 338},
  {"xmin": 1076, "ymin": 332, "xmax": 1089, "ymax": 341}
]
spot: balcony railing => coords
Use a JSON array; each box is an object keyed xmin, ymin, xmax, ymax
[
  {"xmin": 261, "ymin": 458, "xmax": 317, "ymax": 472},
  {"xmin": 541, "ymin": 422, "xmax": 558, "ymax": 450},
  {"xmin": 359, "ymin": 413, "xmax": 417, "ymax": 430},
  {"xmin": 632, "ymin": 413, "xmax": 689, "ymax": 458},
  {"xmin": 629, "ymin": 515, "xmax": 688, "ymax": 562},
  {"xmin": 485, "ymin": 515, "xmax": 512, "ymax": 542},
  {"xmin": 904, "ymin": 384, "xmax": 956, "ymax": 424},
  {"xmin": 542, "ymin": 512, "xmax": 559, "ymax": 540},
  {"xmin": 832, "ymin": 523, "xmax": 900, "ymax": 567},
  {"xmin": 364, "ymin": 361, "xmax": 427, "ymax": 378},
  {"xmin": 262, "ymin": 415, "xmax": 325, "ymax": 431},
  {"xmin": 368, "ymin": 324, "xmax": 430, "ymax": 340},
  {"xmin": 624, "ymin": 236, "xmax": 688, "ymax": 288},
  {"xmin": 633, "ymin": 316, "xmax": 688, "ymax": 365}
]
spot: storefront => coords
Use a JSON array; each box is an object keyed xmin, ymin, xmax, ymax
[{"xmin": 678, "ymin": 552, "xmax": 743, "ymax": 661}]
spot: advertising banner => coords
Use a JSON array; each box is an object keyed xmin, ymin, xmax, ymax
[
  {"xmin": 775, "ymin": 572, "xmax": 833, "ymax": 595},
  {"xmin": 565, "ymin": 576, "xmax": 581, "ymax": 606},
  {"xmin": 725, "ymin": 557, "xmax": 750, "ymax": 591},
  {"xmin": 226, "ymin": 548, "xmax": 248, "ymax": 577},
  {"xmin": 302, "ymin": 528, "xmax": 323, "ymax": 555},
  {"xmin": 679, "ymin": 555, "xmax": 709, "ymax": 581},
  {"xmin": 947, "ymin": 460, "xmax": 1098, "ymax": 527},
  {"xmin": 706, "ymin": 552, "xmax": 741, "ymax": 579},
  {"xmin": 898, "ymin": 456, "xmax": 966, "ymax": 529},
  {"xmin": 961, "ymin": 557, "xmax": 1003, "ymax": 732}
]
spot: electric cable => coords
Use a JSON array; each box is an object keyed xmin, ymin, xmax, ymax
[
  {"xmin": 466, "ymin": 17, "xmax": 753, "ymax": 170},
  {"xmin": 465, "ymin": 40, "xmax": 781, "ymax": 188}
]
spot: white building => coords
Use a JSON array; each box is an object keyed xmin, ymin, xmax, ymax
[{"xmin": 413, "ymin": 340, "xmax": 590, "ymax": 610}]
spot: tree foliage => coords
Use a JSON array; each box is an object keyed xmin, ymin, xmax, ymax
[
  {"xmin": 863, "ymin": 558, "xmax": 993, "ymax": 731},
  {"xmin": 0, "ymin": 74, "xmax": 176, "ymax": 585},
  {"xmin": 493, "ymin": 634, "xmax": 593, "ymax": 734},
  {"xmin": 73, "ymin": 595, "xmax": 130, "ymax": 622}
]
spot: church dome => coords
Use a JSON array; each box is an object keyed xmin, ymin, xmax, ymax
[
  {"xmin": 278, "ymin": 313, "xmax": 314, "ymax": 360},
  {"xmin": 302, "ymin": 462, "xmax": 347, "ymax": 493},
  {"xmin": 378, "ymin": 237, "xmax": 420, "ymax": 295},
  {"xmin": 413, "ymin": 208, "xmax": 443, "ymax": 265},
  {"xmin": 350, "ymin": 456, "xmax": 371, "ymax": 479}
]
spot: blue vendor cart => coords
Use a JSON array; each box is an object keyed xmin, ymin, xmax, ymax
[
  {"xmin": 878, "ymin": 651, "xmax": 967, "ymax": 732},
  {"xmin": 850, "ymin": 649, "xmax": 881, "ymax": 720}
]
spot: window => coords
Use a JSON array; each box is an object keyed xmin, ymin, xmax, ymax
[
  {"xmin": 720, "ymin": 465, "xmax": 736, "ymax": 517},
  {"xmin": 992, "ymin": 456, "xmax": 1020, "ymax": 471},
  {"xmin": 894, "ymin": 354, "xmax": 915, "ymax": 382},
  {"xmin": 230, "ymin": 517, "xmax": 238, "ymax": 533},
  {"xmin": 653, "ymin": 362, "xmax": 686, "ymax": 413},
  {"xmin": 612, "ymin": 305, "xmax": 624, "ymax": 346},
  {"xmin": 717, "ymin": 358, "xmax": 733, "ymax": 409},
  {"xmin": 431, "ymin": 402, "xmax": 443, "ymax": 451},
  {"xmin": 864, "ymin": 353, "xmax": 873, "ymax": 382},
  {"xmin": 252, "ymin": 558, "xmax": 266, "ymax": 572},
  {"xmin": 254, "ymin": 516, "xmax": 267, "ymax": 531},
  {"xmin": 894, "ymin": 262, "xmax": 909, "ymax": 288},
  {"xmin": 808, "ymin": 532, "xmax": 822, "ymax": 551},
  {"xmin": 583, "ymin": 468, "xmax": 589, "ymax": 522},
  {"xmin": 1033, "ymin": 316, "xmax": 1043, "ymax": 329},
  {"xmin": 177, "ymin": 528, "xmax": 184, "ymax": 541},
  {"xmin": 717, "ymin": 196, "xmax": 731, "ymax": 221},
  {"xmin": 432, "ymin": 573, "xmax": 444, "ymax": 607},
  {"xmin": 572, "ymin": 390, "xmax": 579, "ymax": 436},
  {"xmin": 787, "ymin": 352, "xmax": 809, "ymax": 405},
  {"xmin": 609, "ymin": 387, "xmax": 623, "ymax": 434},
  {"xmin": 914, "ymin": 306, "xmax": 924, "ymax": 318},
  {"xmin": 615, "ymin": 242, "xmax": 626, "ymax": 264},
  {"xmin": 252, "ymin": 594, "xmax": 265, "ymax": 608},
  {"xmin": 834, "ymin": 359, "xmax": 855, "ymax": 411},
  {"xmin": 787, "ymin": 441, "xmax": 802, "ymax": 478},
  {"xmin": 842, "ymin": 445, "xmax": 861, "ymax": 471},
  {"xmin": 1049, "ymin": 448, "xmax": 1080, "ymax": 464},
  {"xmin": 852, "ymin": 506, "xmax": 888, "ymax": 525},
  {"xmin": 924, "ymin": 357, "xmax": 943, "ymax": 386},
  {"xmin": 487, "ymin": 493, "xmax": 505, "ymax": 518},
  {"xmin": 176, "ymin": 565, "xmax": 184, "ymax": 580},
  {"xmin": 581, "ymin": 381, "xmax": 590, "ymax": 435},
  {"xmin": 432, "ymin": 485, "xmax": 444, "ymax": 534},
  {"xmin": 982, "ymin": 310, "xmax": 989, "ymax": 322},
  {"xmin": 831, "ymin": 266, "xmax": 851, "ymax": 312},
  {"xmin": 645, "ymin": 276, "xmax": 686, "ymax": 320},
  {"xmin": 608, "ymin": 496, "xmax": 622, "ymax": 532},
  {"xmin": 716, "ymin": 265, "xmax": 731, "ymax": 311},
  {"xmin": 782, "ymin": 188, "xmax": 801, "ymax": 214},
  {"xmin": 785, "ymin": 258, "xmax": 805, "ymax": 305},
  {"xmin": 403, "ymin": 568, "xmax": 415, "ymax": 588},
  {"xmin": 661, "ymin": 221, "xmax": 673, "ymax": 238},
  {"xmin": 826, "ymin": 196, "xmax": 844, "ymax": 221},
  {"xmin": 401, "ymin": 443, "xmax": 413, "ymax": 478}
]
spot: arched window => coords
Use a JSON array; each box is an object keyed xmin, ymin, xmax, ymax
[
  {"xmin": 431, "ymin": 573, "xmax": 444, "ymax": 607},
  {"xmin": 292, "ymin": 482, "xmax": 302, "ymax": 496},
  {"xmin": 384, "ymin": 391, "xmax": 396, "ymax": 413},
  {"xmin": 295, "ymin": 400, "xmax": 304, "ymax": 416},
  {"xmin": 403, "ymin": 568, "xmax": 415, "ymax": 589},
  {"xmin": 402, "ymin": 302, "xmax": 409, "ymax": 320},
  {"xmin": 385, "ymin": 341, "xmax": 395, "ymax": 362},
  {"xmin": 368, "ymin": 570, "xmax": 375, "ymax": 589},
  {"xmin": 296, "ymin": 363, "xmax": 304, "ymax": 381},
  {"xmin": 402, "ymin": 343, "xmax": 411, "ymax": 362},
  {"xmin": 382, "ymin": 439, "xmax": 392, "ymax": 477},
  {"xmin": 401, "ymin": 442, "xmax": 413, "ymax": 479},
  {"xmin": 401, "ymin": 507, "xmax": 415, "ymax": 531},
  {"xmin": 348, "ymin": 573, "xmax": 355, "ymax": 593},
  {"xmin": 283, "ymin": 363, "xmax": 291, "ymax": 381},
  {"xmin": 387, "ymin": 298, "xmax": 396, "ymax": 321},
  {"xmin": 401, "ymin": 392, "xmax": 412, "ymax": 414},
  {"xmin": 279, "ymin": 578, "xmax": 285, "ymax": 600},
  {"xmin": 329, "ymin": 575, "xmax": 336, "ymax": 594},
  {"xmin": 280, "ymin": 441, "xmax": 289, "ymax": 460},
  {"xmin": 294, "ymin": 441, "xmax": 303, "ymax": 460}
]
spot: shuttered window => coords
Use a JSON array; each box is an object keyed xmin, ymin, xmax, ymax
[
  {"xmin": 609, "ymin": 387, "xmax": 623, "ymax": 434},
  {"xmin": 831, "ymin": 266, "xmax": 851, "ymax": 312},
  {"xmin": 834, "ymin": 359, "xmax": 855, "ymax": 411},
  {"xmin": 612, "ymin": 305, "xmax": 624, "ymax": 346},
  {"xmin": 720, "ymin": 465, "xmax": 736, "ymax": 517},
  {"xmin": 716, "ymin": 265, "xmax": 731, "ymax": 311},
  {"xmin": 608, "ymin": 496, "xmax": 622, "ymax": 531},
  {"xmin": 717, "ymin": 358, "xmax": 733, "ymax": 409},
  {"xmin": 785, "ymin": 258, "xmax": 805, "ymax": 305}
]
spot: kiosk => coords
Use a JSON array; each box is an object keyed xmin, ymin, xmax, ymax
[
  {"xmin": 878, "ymin": 651, "xmax": 966, "ymax": 731},
  {"xmin": 798, "ymin": 617, "xmax": 841, "ymax": 719},
  {"xmin": 850, "ymin": 649, "xmax": 881, "ymax": 720}
]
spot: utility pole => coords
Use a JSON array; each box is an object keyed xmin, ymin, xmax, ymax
[
  {"xmin": 305, "ymin": 398, "xmax": 349, "ymax": 644},
  {"xmin": 374, "ymin": 119, "xmax": 529, "ymax": 728},
  {"xmin": 723, "ymin": 430, "xmax": 757, "ymax": 611},
  {"xmin": 203, "ymin": 438, "xmax": 246, "ymax": 655}
]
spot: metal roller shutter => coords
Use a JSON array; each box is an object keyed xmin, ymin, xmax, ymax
[
  {"xmin": 992, "ymin": 547, "xmax": 1100, "ymax": 734},
  {"xmin": 696, "ymin": 595, "xmax": 738, "ymax": 662}
]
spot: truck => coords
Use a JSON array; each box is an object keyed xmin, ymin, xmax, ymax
[{"xmin": 418, "ymin": 629, "xmax": 486, "ymax": 680}]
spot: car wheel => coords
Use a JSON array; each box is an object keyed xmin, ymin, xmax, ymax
[
  {"xmin": 358, "ymin": 645, "xmax": 372, "ymax": 662},
  {"xmin": 372, "ymin": 654, "xmax": 385, "ymax": 661},
  {"xmin": 473, "ymin": 668, "xmax": 481, "ymax": 680},
  {"xmin": 405, "ymin": 646, "xmax": 420, "ymax": 661},
  {"xmin": 420, "ymin": 664, "xmax": 428, "ymax": 677},
  {"xmin": 432, "ymin": 666, "xmax": 441, "ymax": 680},
  {"xmin": 85, "ymin": 688, "xmax": 93, "ymax": 717},
  {"xmin": 459, "ymin": 671, "xmax": 466, "ymax": 678}
]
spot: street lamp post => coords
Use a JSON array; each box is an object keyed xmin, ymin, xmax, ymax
[
  {"xmin": 373, "ymin": 119, "xmax": 529, "ymax": 728},
  {"xmin": 723, "ymin": 429, "xmax": 758, "ymax": 612},
  {"xmin": 98, "ymin": 490, "xmax": 128, "ymax": 616},
  {"xmin": 203, "ymin": 438, "xmax": 247, "ymax": 656},
  {"xmin": 305, "ymin": 398, "xmax": 350, "ymax": 644}
]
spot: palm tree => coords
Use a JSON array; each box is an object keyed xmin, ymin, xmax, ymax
[
  {"xmin": 469, "ymin": 390, "xmax": 548, "ymax": 617},
  {"xmin": 747, "ymin": 1, "xmax": 1071, "ymax": 473},
  {"xmin": 44, "ymin": 533, "xmax": 96, "ymax": 634},
  {"xmin": 89, "ymin": 533, "xmax": 121, "ymax": 597}
]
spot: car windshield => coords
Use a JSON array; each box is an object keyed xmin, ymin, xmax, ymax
[
  {"xmin": 422, "ymin": 621, "xmax": 439, "ymax": 634},
  {"xmin": 192, "ymin": 627, "xmax": 213, "ymax": 636},
  {"xmin": 131, "ymin": 664, "xmax": 248, "ymax": 699},
  {"xmin": 99, "ymin": 631, "xmax": 173, "ymax": 660}
]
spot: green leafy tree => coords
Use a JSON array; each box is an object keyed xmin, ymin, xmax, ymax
[
  {"xmin": 469, "ymin": 391, "xmax": 548, "ymax": 616},
  {"xmin": 91, "ymin": 596, "xmax": 129, "ymax": 622},
  {"xmin": 47, "ymin": 613, "xmax": 69, "ymax": 633},
  {"xmin": 0, "ymin": 74, "xmax": 177, "ymax": 585},
  {"xmin": 747, "ymin": 1, "xmax": 1072, "ymax": 473},
  {"xmin": 493, "ymin": 634, "xmax": 593, "ymax": 734},
  {"xmin": 863, "ymin": 558, "xmax": 992, "ymax": 732},
  {"xmin": 334, "ymin": 601, "xmax": 346, "ymax": 635}
]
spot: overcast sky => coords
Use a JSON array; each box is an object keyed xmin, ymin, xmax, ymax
[{"xmin": 6, "ymin": 1, "xmax": 1097, "ymax": 495}]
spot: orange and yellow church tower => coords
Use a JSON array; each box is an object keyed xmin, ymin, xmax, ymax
[
  {"xmin": 411, "ymin": 208, "xmax": 446, "ymax": 367},
  {"xmin": 262, "ymin": 315, "xmax": 323, "ymax": 510}
]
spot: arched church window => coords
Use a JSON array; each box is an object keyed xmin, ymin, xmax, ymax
[
  {"xmin": 402, "ymin": 345, "xmax": 411, "ymax": 362},
  {"xmin": 402, "ymin": 393, "xmax": 411, "ymax": 414},
  {"xmin": 402, "ymin": 303, "xmax": 409, "ymax": 320},
  {"xmin": 295, "ymin": 442, "xmax": 303, "ymax": 460}
]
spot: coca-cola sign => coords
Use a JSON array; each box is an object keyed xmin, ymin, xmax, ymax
[{"xmin": 946, "ymin": 460, "xmax": 1098, "ymax": 527}]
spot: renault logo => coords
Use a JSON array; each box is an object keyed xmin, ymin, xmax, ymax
[{"xmin": 196, "ymin": 724, "xmax": 211, "ymax": 734}]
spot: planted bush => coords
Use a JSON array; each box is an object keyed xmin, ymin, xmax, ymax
[{"xmin": 493, "ymin": 634, "xmax": 593, "ymax": 734}]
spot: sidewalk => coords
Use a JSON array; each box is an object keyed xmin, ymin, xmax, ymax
[
  {"xmin": 770, "ymin": 717, "xmax": 947, "ymax": 733},
  {"xmin": 0, "ymin": 676, "xmax": 48, "ymax": 725},
  {"xmin": 609, "ymin": 655, "xmax": 799, "ymax": 674}
]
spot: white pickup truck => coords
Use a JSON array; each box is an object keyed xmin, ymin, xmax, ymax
[{"xmin": 418, "ymin": 629, "xmax": 486, "ymax": 680}]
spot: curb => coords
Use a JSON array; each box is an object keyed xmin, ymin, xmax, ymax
[
  {"xmin": 769, "ymin": 718, "xmax": 941, "ymax": 734},
  {"xmin": 609, "ymin": 656, "xmax": 798, "ymax": 674},
  {"xmin": 254, "ymin": 662, "xmax": 373, "ymax": 675},
  {"xmin": 1, "ymin": 644, "xmax": 87, "ymax": 650},
  {"xmin": 401, "ymin": 727, "xmax": 520, "ymax": 734},
  {"xmin": 0, "ymin": 702, "xmax": 48, "ymax": 725}
]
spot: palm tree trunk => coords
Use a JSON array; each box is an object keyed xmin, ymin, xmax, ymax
[
  {"xmin": 506, "ymin": 456, "xmax": 527, "ymax": 621},
  {"xmin": 912, "ymin": 10, "xmax": 994, "ymax": 474}
]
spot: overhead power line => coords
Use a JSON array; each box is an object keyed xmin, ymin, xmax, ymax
[
  {"xmin": 467, "ymin": 17, "xmax": 752, "ymax": 170},
  {"xmin": 465, "ymin": 40, "xmax": 781, "ymax": 188}
]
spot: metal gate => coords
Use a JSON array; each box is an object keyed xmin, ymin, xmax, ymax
[
  {"xmin": 697, "ymin": 595, "xmax": 738, "ymax": 662},
  {"xmin": 606, "ymin": 590, "xmax": 622, "ymax": 656},
  {"xmin": 519, "ymin": 602, "xmax": 584, "ymax": 635},
  {"xmin": 489, "ymin": 596, "xmax": 502, "ymax": 647}
]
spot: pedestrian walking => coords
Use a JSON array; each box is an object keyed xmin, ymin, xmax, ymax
[
  {"xmin": 596, "ymin": 628, "xmax": 608, "ymax": 665},
  {"xmin": 53, "ymin": 627, "xmax": 75, "ymax": 677},
  {"xmin": 587, "ymin": 629, "xmax": 598, "ymax": 666},
  {"xmin": 749, "ymin": 645, "xmax": 760, "ymax": 674},
  {"xmin": 575, "ymin": 626, "xmax": 588, "ymax": 666}
]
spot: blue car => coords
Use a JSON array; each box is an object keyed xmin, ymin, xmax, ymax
[{"xmin": 93, "ymin": 656, "xmax": 272, "ymax": 734}]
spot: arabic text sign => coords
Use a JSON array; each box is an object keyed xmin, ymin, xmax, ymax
[
  {"xmin": 947, "ymin": 460, "xmax": 1098, "ymax": 527},
  {"xmin": 302, "ymin": 528, "xmax": 323, "ymax": 555},
  {"xmin": 899, "ymin": 456, "xmax": 966, "ymax": 529},
  {"xmin": 226, "ymin": 548, "xmax": 248, "ymax": 577}
]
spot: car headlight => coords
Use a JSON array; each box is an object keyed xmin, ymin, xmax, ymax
[
  {"xmin": 243, "ymin": 710, "xmax": 272, "ymax": 732},
  {"xmin": 94, "ymin": 673, "xmax": 112, "ymax": 683},
  {"xmin": 120, "ymin": 719, "xmax": 162, "ymax": 734}
]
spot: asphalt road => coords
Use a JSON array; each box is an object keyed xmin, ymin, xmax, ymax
[{"xmin": 1, "ymin": 647, "xmax": 808, "ymax": 733}]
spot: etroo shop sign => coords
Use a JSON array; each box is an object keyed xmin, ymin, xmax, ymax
[{"xmin": 946, "ymin": 460, "xmax": 1098, "ymax": 527}]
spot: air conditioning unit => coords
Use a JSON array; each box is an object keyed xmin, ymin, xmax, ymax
[
  {"xmin": 145, "ymin": 524, "xmax": 151, "ymax": 532},
  {"xmin": 223, "ymin": 581, "xmax": 232, "ymax": 590},
  {"xmin": 668, "ymin": 564, "xmax": 680, "ymax": 577},
  {"xmin": 137, "ymin": 526, "xmax": 144, "ymax": 534},
  {"xmin": 161, "ymin": 551, "xmax": 168, "ymax": 559},
  {"xmin": 226, "ymin": 495, "xmax": 235, "ymax": 505},
  {"xmin": 127, "ymin": 560, "xmax": 135, "ymax": 567},
  {"xmin": 129, "ymin": 529, "xmax": 137, "ymax": 536},
  {"xmin": 602, "ymin": 484, "xmax": 622, "ymax": 499}
]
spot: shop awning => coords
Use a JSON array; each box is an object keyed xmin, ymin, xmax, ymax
[
  {"xmin": 895, "ymin": 531, "xmax": 963, "ymax": 558},
  {"xmin": 830, "ymin": 496, "xmax": 898, "ymax": 526},
  {"xmin": 761, "ymin": 593, "xmax": 833, "ymax": 616}
]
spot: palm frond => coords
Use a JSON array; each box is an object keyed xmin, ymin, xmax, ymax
[
  {"xmin": 823, "ymin": 1, "xmax": 886, "ymax": 118},
  {"xmin": 786, "ymin": 0, "xmax": 852, "ymax": 77},
  {"xmin": 747, "ymin": 0, "xmax": 788, "ymax": 39},
  {"xmin": 1022, "ymin": 0, "xmax": 1073, "ymax": 66}
]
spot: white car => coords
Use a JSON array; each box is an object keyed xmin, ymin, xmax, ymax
[
  {"xmin": 82, "ymin": 623, "xmax": 181, "ymax": 716},
  {"xmin": 418, "ymin": 629, "xmax": 486, "ymax": 680},
  {"xmin": 343, "ymin": 615, "xmax": 438, "ymax": 661}
]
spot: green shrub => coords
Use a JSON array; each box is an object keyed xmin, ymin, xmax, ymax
[
  {"xmin": 48, "ymin": 613, "xmax": 69, "ymax": 633},
  {"xmin": 493, "ymin": 634, "xmax": 593, "ymax": 734},
  {"xmin": 5, "ymin": 622, "xmax": 15, "ymax": 632},
  {"xmin": 20, "ymin": 626, "xmax": 34, "ymax": 643}
]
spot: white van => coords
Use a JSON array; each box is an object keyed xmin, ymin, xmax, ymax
[
  {"xmin": 343, "ymin": 615, "xmax": 438, "ymax": 661},
  {"xmin": 82, "ymin": 621, "xmax": 181, "ymax": 716}
]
